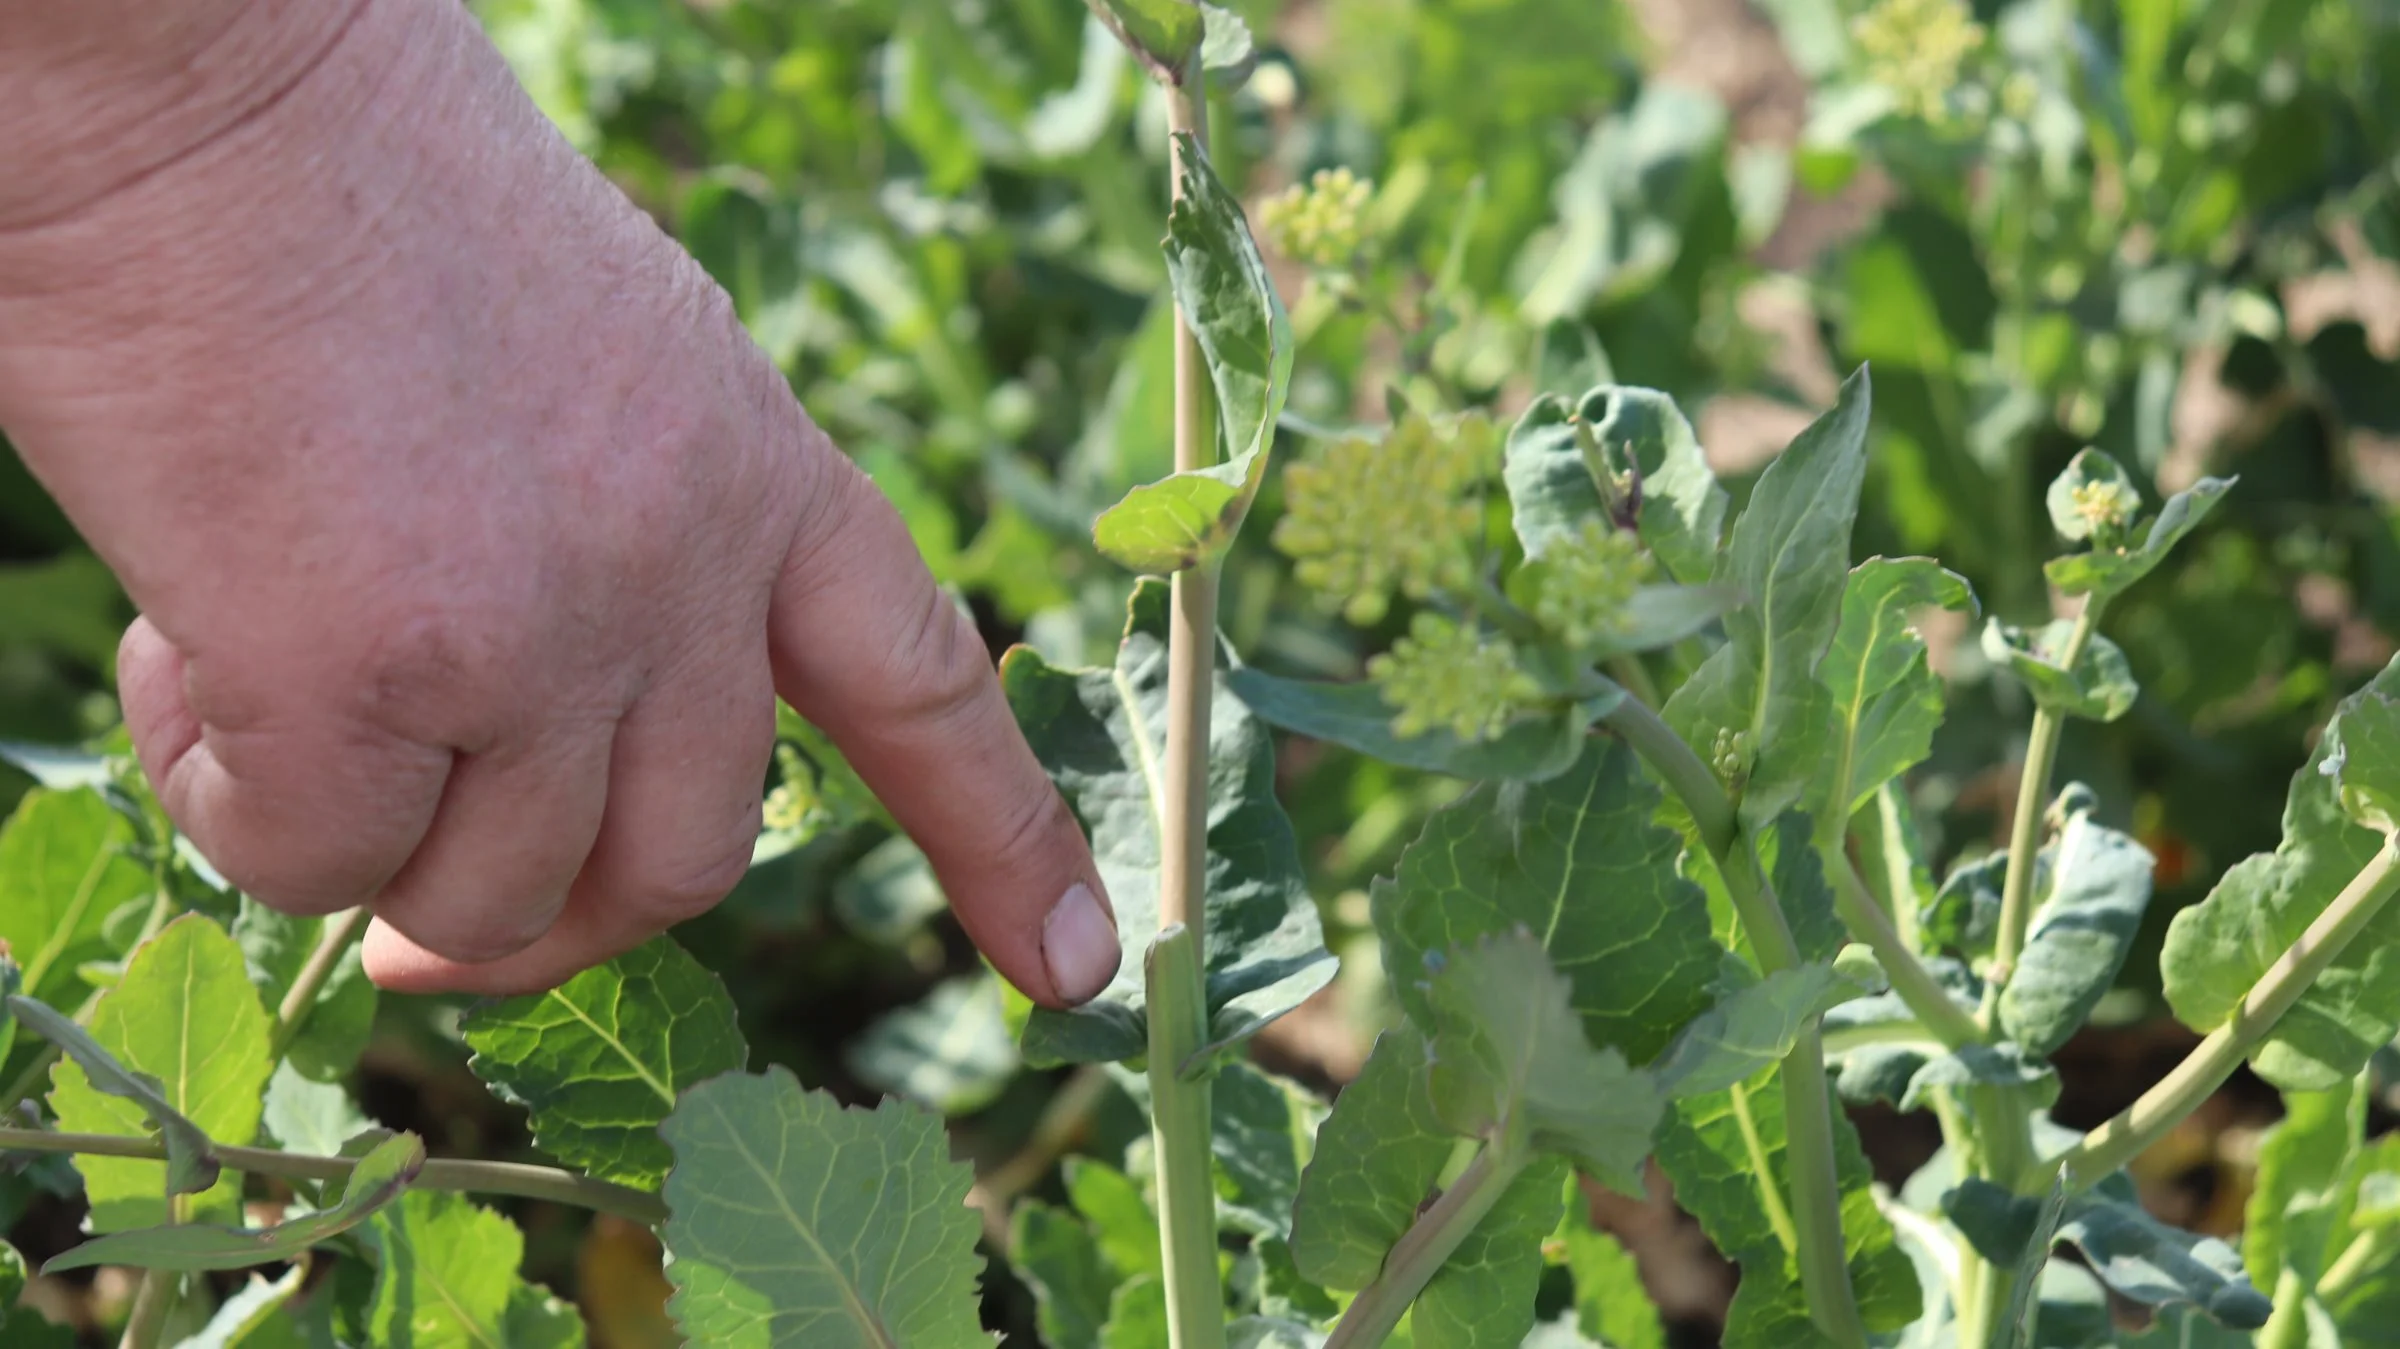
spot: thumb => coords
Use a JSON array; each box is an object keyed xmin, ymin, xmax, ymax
[{"xmin": 769, "ymin": 451, "xmax": 1120, "ymax": 1009}]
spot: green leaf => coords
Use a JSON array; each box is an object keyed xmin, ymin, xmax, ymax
[
  {"xmin": 1896, "ymin": 1043, "xmax": 2060, "ymax": 1113},
  {"xmin": 2044, "ymin": 476, "xmax": 2237, "ymax": 599},
  {"xmin": 1005, "ymin": 581, "xmax": 1333, "ymax": 1066},
  {"xmin": 2163, "ymin": 658, "xmax": 2400, "ymax": 1089},
  {"xmin": 659, "ymin": 1068, "xmax": 990, "ymax": 1348},
  {"xmin": 1227, "ymin": 1318, "xmax": 1325, "ymax": 1349},
  {"xmin": 361, "ymin": 1190, "xmax": 546, "ymax": 1348},
  {"xmin": 2328, "ymin": 692, "xmax": 2400, "ymax": 832},
  {"xmin": 1654, "ymin": 1068, "xmax": 1921, "ymax": 1343},
  {"xmin": 1980, "ymin": 620, "xmax": 2139, "ymax": 722},
  {"xmin": 1946, "ymin": 1178, "xmax": 2273, "ymax": 1329},
  {"xmin": 1012, "ymin": 1203, "xmax": 1120, "ymax": 1349},
  {"xmin": 1820, "ymin": 962, "xmax": 1979, "ymax": 1107},
  {"xmin": 503, "ymin": 1285, "xmax": 590, "ymax": 1349},
  {"xmin": 1653, "ymin": 964, "xmax": 1842, "ymax": 1100},
  {"xmin": 1410, "ymin": 1158, "xmax": 1573, "ymax": 1349},
  {"xmin": 10, "ymin": 991, "xmax": 222, "ymax": 1199},
  {"xmin": 1211, "ymin": 1060, "xmax": 1324, "ymax": 1240},
  {"xmin": 1663, "ymin": 369, "xmax": 1873, "ymax": 829},
  {"xmin": 1083, "ymin": 0, "xmax": 1204, "ymax": 81},
  {"xmin": 1552, "ymin": 1204, "xmax": 1665, "ymax": 1349},
  {"xmin": 1422, "ymin": 932, "xmax": 1663, "ymax": 1190},
  {"xmin": 46, "ymin": 1131, "xmax": 424, "ymax": 1273},
  {"xmin": 1091, "ymin": 136, "xmax": 1292, "ymax": 574},
  {"xmin": 2242, "ymin": 1079, "xmax": 2361, "ymax": 1287},
  {"xmin": 1096, "ymin": 1275, "xmax": 1168, "ymax": 1349},
  {"xmin": 43, "ymin": 915, "xmax": 273, "ymax": 1229},
  {"xmin": 1999, "ymin": 811, "xmax": 2155, "ymax": 1057},
  {"xmin": 1225, "ymin": 668, "xmax": 1603, "ymax": 783},
  {"xmin": 0, "ymin": 786, "xmax": 151, "ymax": 1008},
  {"xmin": 461, "ymin": 936, "xmax": 747, "ymax": 1191},
  {"xmin": 233, "ymin": 899, "xmax": 375, "ymax": 1081},
  {"xmin": 1373, "ymin": 741, "xmax": 1723, "ymax": 1066},
  {"xmin": 1814, "ymin": 558, "xmax": 1974, "ymax": 838},
  {"xmin": 1289, "ymin": 1030, "xmax": 1452, "ymax": 1290},
  {"xmin": 1924, "ymin": 851, "xmax": 2008, "ymax": 961},
  {"xmin": 1066, "ymin": 1157, "xmax": 1163, "ymax": 1282},
  {"xmin": 261, "ymin": 1060, "xmax": 373, "ymax": 1155},
  {"xmin": 179, "ymin": 1267, "xmax": 307, "ymax": 1349},
  {"xmin": 846, "ymin": 972, "xmax": 1018, "ymax": 1116},
  {"xmin": 1501, "ymin": 386, "xmax": 1726, "ymax": 586}
]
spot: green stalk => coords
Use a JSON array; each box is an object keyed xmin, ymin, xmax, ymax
[
  {"xmin": 2046, "ymin": 838, "xmax": 2400, "ymax": 1188},
  {"xmin": 1146, "ymin": 58, "xmax": 1227, "ymax": 1349},
  {"xmin": 2256, "ymin": 1268, "xmax": 2311, "ymax": 1349},
  {"xmin": 0, "ymin": 1127, "xmax": 668, "ymax": 1226},
  {"xmin": 267, "ymin": 907, "xmax": 369, "ymax": 1062},
  {"xmin": 119, "ymin": 1269, "xmax": 176, "ymax": 1349},
  {"xmin": 1985, "ymin": 600, "xmax": 2102, "ymax": 1010},
  {"xmin": 1601, "ymin": 697, "xmax": 1867, "ymax": 1348},
  {"xmin": 1147, "ymin": 926, "xmax": 1223, "ymax": 1349},
  {"xmin": 1827, "ymin": 851, "xmax": 1982, "ymax": 1049},
  {"xmin": 1322, "ymin": 1143, "xmax": 1529, "ymax": 1349}
]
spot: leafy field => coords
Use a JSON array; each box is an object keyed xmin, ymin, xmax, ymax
[{"xmin": 2, "ymin": 0, "xmax": 2400, "ymax": 1346}]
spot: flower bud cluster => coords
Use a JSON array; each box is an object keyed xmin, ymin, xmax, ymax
[
  {"xmin": 1709, "ymin": 728, "xmax": 1751, "ymax": 784},
  {"xmin": 1258, "ymin": 167, "xmax": 1374, "ymax": 270},
  {"xmin": 1368, "ymin": 614, "xmax": 1541, "ymax": 743},
  {"xmin": 2069, "ymin": 478, "xmax": 2141, "ymax": 543},
  {"xmin": 1274, "ymin": 414, "xmax": 1495, "ymax": 625},
  {"xmin": 1851, "ymin": 0, "xmax": 1986, "ymax": 123},
  {"xmin": 1529, "ymin": 520, "xmax": 1656, "ymax": 650}
]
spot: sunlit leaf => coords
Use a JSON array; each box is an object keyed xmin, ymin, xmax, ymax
[
  {"xmin": 1980, "ymin": 620, "xmax": 2138, "ymax": 722},
  {"xmin": 1998, "ymin": 810, "xmax": 2154, "ymax": 1057}
]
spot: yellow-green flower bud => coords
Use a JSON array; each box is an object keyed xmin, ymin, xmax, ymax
[
  {"xmin": 1709, "ymin": 727, "xmax": 1751, "ymax": 784},
  {"xmin": 1258, "ymin": 167, "xmax": 1374, "ymax": 270},
  {"xmin": 2069, "ymin": 479, "xmax": 2140, "ymax": 540},
  {"xmin": 1851, "ymin": 0, "xmax": 1986, "ymax": 123},
  {"xmin": 763, "ymin": 745, "xmax": 818, "ymax": 834},
  {"xmin": 1369, "ymin": 614, "xmax": 1541, "ymax": 743},
  {"xmin": 1529, "ymin": 521, "xmax": 1656, "ymax": 649},
  {"xmin": 1274, "ymin": 413, "xmax": 1495, "ymax": 625}
]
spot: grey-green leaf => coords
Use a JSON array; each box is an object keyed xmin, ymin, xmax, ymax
[
  {"xmin": 1653, "ymin": 964, "xmax": 1842, "ymax": 1100},
  {"xmin": 2043, "ymin": 449, "xmax": 2141, "ymax": 544},
  {"xmin": 1288, "ymin": 1030, "xmax": 1452, "ymax": 1290},
  {"xmin": 1423, "ymin": 931, "xmax": 1663, "ymax": 1191},
  {"xmin": 462, "ymin": 936, "xmax": 747, "ymax": 1191},
  {"xmin": 1211, "ymin": 1060, "xmax": 1324, "ymax": 1241},
  {"xmin": 1980, "ymin": 620, "xmax": 2138, "ymax": 722},
  {"xmin": 1664, "ymin": 368, "xmax": 1873, "ymax": 828},
  {"xmin": 1896, "ymin": 1043, "xmax": 2060, "ymax": 1113},
  {"xmin": 1226, "ymin": 668, "xmax": 1601, "ymax": 782},
  {"xmin": 2044, "ymin": 475, "xmax": 2236, "ymax": 599},
  {"xmin": 846, "ymin": 972, "xmax": 1018, "ymax": 1116},
  {"xmin": 1814, "ymin": 558, "xmax": 1974, "ymax": 839},
  {"xmin": 1503, "ymin": 386, "xmax": 1726, "ymax": 584},
  {"xmin": 660, "ymin": 1068, "xmax": 991, "ymax": 1348},
  {"xmin": 1411, "ymin": 1158, "xmax": 1573, "ymax": 1349},
  {"xmin": 1091, "ymin": 135, "xmax": 1292, "ymax": 574},
  {"xmin": 1999, "ymin": 812, "xmax": 2155, "ymax": 1057},
  {"xmin": 1012, "ymin": 1203, "xmax": 1119, "ymax": 1349},
  {"xmin": 1006, "ymin": 581, "xmax": 1334, "ymax": 1067},
  {"xmin": 2163, "ymin": 654, "xmax": 2400, "ymax": 1089},
  {"xmin": 1946, "ymin": 1177, "xmax": 2272, "ymax": 1329},
  {"xmin": 44, "ymin": 1131, "xmax": 424, "ymax": 1273},
  {"xmin": 1373, "ymin": 741, "xmax": 1722, "ymax": 1066}
]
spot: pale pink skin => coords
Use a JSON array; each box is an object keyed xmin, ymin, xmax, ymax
[{"xmin": 0, "ymin": 0, "xmax": 1119, "ymax": 1002}]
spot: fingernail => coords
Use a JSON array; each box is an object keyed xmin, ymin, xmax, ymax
[{"xmin": 1042, "ymin": 882, "xmax": 1121, "ymax": 1006}]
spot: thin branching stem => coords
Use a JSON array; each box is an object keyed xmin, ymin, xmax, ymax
[
  {"xmin": 268, "ymin": 907, "xmax": 369, "ymax": 1062},
  {"xmin": 1323, "ymin": 1143, "xmax": 1528, "ymax": 1349},
  {"xmin": 1986, "ymin": 600, "xmax": 2102, "ymax": 1009},
  {"xmin": 0, "ymin": 1127, "xmax": 669, "ymax": 1226},
  {"xmin": 118, "ymin": 1269, "xmax": 176, "ymax": 1349}
]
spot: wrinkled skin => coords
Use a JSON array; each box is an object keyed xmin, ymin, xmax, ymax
[{"xmin": 0, "ymin": 0, "xmax": 1118, "ymax": 1001}]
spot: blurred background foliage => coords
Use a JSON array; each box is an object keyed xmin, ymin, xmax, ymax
[{"xmin": 5, "ymin": 0, "xmax": 2400, "ymax": 1340}]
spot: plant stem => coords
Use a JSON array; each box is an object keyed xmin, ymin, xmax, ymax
[
  {"xmin": 268, "ymin": 907, "xmax": 369, "ymax": 1062},
  {"xmin": 2313, "ymin": 1226, "xmax": 2389, "ymax": 1306},
  {"xmin": 2257, "ymin": 1267, "xmax": 2311, "ymax": 1349},
  {"xmin": 1146, "ymin": 926, "xmax": 1224, "ymax": 1349},
  {"xmin": 2047, "ymin": 838, "xmax": 2400, "ymax": 1188},
  {"xmin": 119, "ymin": 1269, "xmax": 176, "ymax": 1349},
  {"xmin": 1599, "ymin": 696, "xmax": 1867, "ymax": 1348},
  {"xmin": 1149, "ymin": 60, "xmax": 1226, "ymax": 1349},
  {"xmin": 1323, "ymin": 1143, "xmax": 1529, "ymax": 1349},
  {"xmin": 0, "ymin": 1127, "xmax": 669, "ymax": 1226},
  {"xmin": 1986, "ymin": 600, "xmax": 2102, "ymax": 1011},
  {"xmin": 1827, "ymin": 850, "xmax": 1982, "ymax": 1049},
  {"xmin": 1869, "ymin": 785, "xmax": 1922, "ymax": 954}
]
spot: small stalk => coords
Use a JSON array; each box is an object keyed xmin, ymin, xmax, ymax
[
  {"xmin": 0, "ymin": 1127, "xmax": 668, "ymax": 1225},
  {"xmin": 1323, "ymin": 1143, "xmax": 1529, "ymax": 1349},
  {"xmin": 1147, "ymin": 926, "xmax": 1225, "ymax": 1349},
  {"xmin": 2256, "ymin": 1268, "xmax": 2312, "ymax": 1349},
  {"xmin": 119, "ymin": 1269, "xmax": 176, "ymax": 1349},
  {"xmin": 1985, "ymin": 600, "xmax": 2102, "ymax": 1011},
  {"xmin": 1147, "ymin": 57, "xmax": 1226, "ymax": 1349},
  {"xmin": 268, "ymin": 907, "xmax": 369, "ymax": 1062},
  {"xmin": 1827, "ymin": 850, "xmax": 1982, "ymax": 1049},
  {"xmin": 1601, "ymin": 697, "xmax": 1867, "ymax": 1348},
  {"xmin": 2048, "ymin": 838, "xmax": 2400, "ymax": 1187}
]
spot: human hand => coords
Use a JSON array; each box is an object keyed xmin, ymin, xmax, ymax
[{"xmin": 0, "ymin": 0, "xmax": 1119, "ymax": 1002}]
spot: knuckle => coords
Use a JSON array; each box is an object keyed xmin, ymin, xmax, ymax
[
  {"xmin": 882, "ymin": 589, "xmax": 994, "ymax": 734},
  {"xmin": 630, "ymin": 825, "xmax": 757, "ymax": 923}
]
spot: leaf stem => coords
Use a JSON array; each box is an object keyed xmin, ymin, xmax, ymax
[
  {"xmin": 0, "ymin": 1126, "xmax": 668, "ymax": 1226},
  {"xmin": 1598, "ymin": 695, "xmax": 1867, "ymax": 1348},
  {"xmin": 2045, "ymin": 837, "xmax": 2400, "ymax": 1188},
  {"xmin": 1322, "ymin": 1142, "xmax": 1529, "ymax": 1349},
  {"xmin": 267, "ymin": 908, "xmax": 368, "ymax": 1062},
  {"xmin": 1150, "ymin": 61, "xmax": 1227, "ymax": 1349},
  {"xmin": 118, "ymin": 1269, "xmax": 176, "ymax": 1349},
  {"xmin": 1986, "ymin": 599, "xmax": 2101, "ymax": 1011},
  {"xmin": 1827, "ymin": 850, "xmax": 1982, "ymax": 1049}
]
